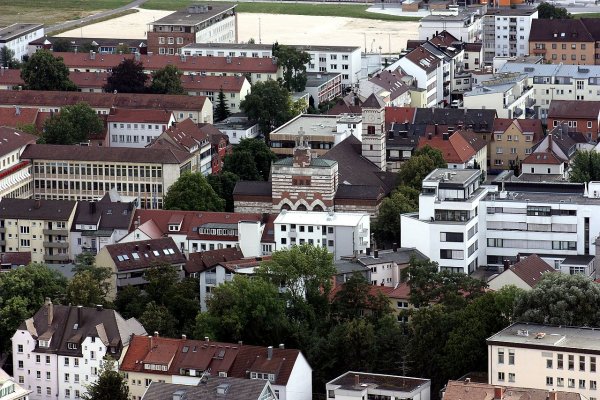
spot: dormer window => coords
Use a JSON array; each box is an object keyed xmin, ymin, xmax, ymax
[
  {"xmin": 168, "ymin": 224, "xmax": 180, "ymax": 232},
  {"xmin": 39, "ymin": 340, "xmax": 50, "ymax": 348},
  {"xmin": 67, "ymin": 342, "xmax": 78, "ymax": 350},
  {"xmin": 250, "ymin": 372, "xmax": 276, "ymax": 382}
]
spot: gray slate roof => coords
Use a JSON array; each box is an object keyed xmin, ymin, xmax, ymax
[{"xmin": 142, "ymin": 377, "xmax": 271, "ymax": 400}]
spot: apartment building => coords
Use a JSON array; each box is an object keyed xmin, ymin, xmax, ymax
[
  {"xmin": 96, "ymin": 237, "xmax": 186, "ymax": 299},
  {"xmin": 417, "ymin": 129, "xmax": 487, "ymax": 175},
  {"xmin": 483, "ymin": 8, "xmax": 538, "ymax": 65},
  {"xmin": 487, "ymin": 322, "xmax": 600, "ymax": 400},
  {"xmin": 529, "ymin": 19, "xmax": 595, "ymax": 65},
  {"xmin": 274, "ymin": 210, "xmax": 370, "ymax": 260},
  {"xmin": 0, "ymin": 127, "xmax": 36, "ymax": 200},
  {"xmin": 182, "ymin": 43, "xmax": 362, "ymax": 89},
  {"xmin": 358, "ymin": 69, "xmax": 411, "ymax": 107},
  {"xmin": 401, "ymin": 169, "xmax": 486, "ymax": 274},
  {"xmin": 182, "ymin": 75, "xmax": 250, "ymax": 113},
  {"xmin": 146, "ymin": 4, "xmax": 237, "ymax": 55},
  {"xmin": 29, "ymin": 36, "xmax": 143, "ymax": 55},
  {"xmin": 107, "ymin": 109, "xmax": 174, "ymax": 148},
  {"xmin": 120, "ymin": 335, "xmax": 312, "ymax": 400},
  {"xmin": 326, "ymin": 372, "xmax": 430, "ymax": 400},
  {"xmin": 12, "ymin": 299, "xmax": 146, "ymax": 400},
  {"xmin": 0, "ymin": 198, "xmax": 77, "ymax": 264},
  {"xmin": 143, "ymin": 378, "xmax": 277, "ymax": 400},
  {"xmin": 547, "ymin": 100, "xmax": 600, "ymax": 139},
  {"xmin": 419, "ymin": 8, "xmax": 482, "ymax": 43},
  {"xmin": 0, "ymin": 23, "xmax": 44, "ymax": 61},
  {"xmin": 392, "ymin": 47, "xmax": 442, "ymax": 107},
  {"xmin": 489, "ymin": 118, "xmax": 544, "ymax": 170},
  {"xmin": 0, "ymin": 90, "xmax": 213, "ymax": 124},
  {"xmin": 443, "ymin": 380, "xmax": 581, "ymax": 400},
  {"xmin": 499, "ymin": 63, "xmax": 600, "ymax": 121},
  {"xmin": 21, "ymin": 144, "xmax": 193, "ymax": 209},
  {"xmin": 487, "ymin": 254, "xmax": 555, "ymax": 291}
]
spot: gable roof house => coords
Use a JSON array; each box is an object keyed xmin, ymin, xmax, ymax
[
  {"xmin": 95, "ymin": 237, "xmax": 186, "ymax": 299},
  {"xmin": 12, "ymin": 299, "xmax": 146, "ymax": 400},
  {"xmin": 358, "ymin": 69, "xmax": 412, "ymax": 107},
  {"xmin": 487, "ymin": 254, "xmax": 555, "ymax": 291},
  {"xmin": 547, "ymin": 100, "xmax": 600, "ymax": 140},
  {"xmin": 142, "ymin": 377, "xmax": 277, "ymax": 400},
  {"xmin": 0, "ymin": 126, "xmax": 37, "ymax": 200},
  {"xmin": 443, "ymin": 380, "xmax": 581, "ymax": 400}
]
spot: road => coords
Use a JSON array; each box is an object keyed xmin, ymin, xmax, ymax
[{"xmin": 46, "ymin": 0, "xmax": 148, "ymax": 35}]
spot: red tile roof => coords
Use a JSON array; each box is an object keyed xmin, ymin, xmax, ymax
[
  {"xmin": 418, "ymin": 132, "xmax": 476, "ymax": 164},
  {"xmin": 444, "ymin": 381, "xmax": 581, "ymax": 400},
  {"xmin": 509, "ymin": 254, "xmax": 555, "ymax": 287},
  {"xmin": 548, "ymin": 100, "xmax": 600, "ymax": 119},
  {"xmin": 522, "ymin": 151, "xmax": 564, "ymax": 165},
  {"xmin": 54, "ymin": 52, "xmax": 279, "ymax": 74},
  {"xmin": 160, "ymin": 118, "xmax": 209, "ymax": 151},
  {"xmin": 185, "ymin": 247, "xmax": 245, "ymax": 274},
  {"xmin": 181, "ymin": 75, "xmax": 247, "ymax": 92},
  {"xmin": 0, "ymin": 107, "xmax": 39, "ymax": 128},
  {"xmin": 103, "ymin": 237, "xmax": 186, "ymax": 272},
  {"xmin": 107, "ymin": 108, "xmax": 172, "ymax": 124},
  {"xmin": 403, "ymin": 47, "xmax": 440, "ymax": 73},
  {"xmin": 0, "ymin": 69, "xmax": 23, "ymax": 86},
  {"xmin": 385, "ymin": 106, "xmax": 416, "ymax": 125},
  {"xmin": 0, "ymin": 126, "xmax": 37, "ymax": 156}
]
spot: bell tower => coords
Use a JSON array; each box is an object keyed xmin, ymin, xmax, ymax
[{"xmin": 361, "ymin": 93, "xmax": 386, "ymax": 171}]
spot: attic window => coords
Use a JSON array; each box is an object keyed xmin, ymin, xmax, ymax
[
  {"xmin": 39, "ymin": 340, "xmax": 50, "ymax": 348},
  {"xmin": 168, "ymin": 224, "xmax": 180, "ymax": 232},
  {"xmin": 132, "ymin": 252, "xmax": 140, "ymax": 260},
  {"xmin": 153, "ymin": 250, "xmax": 160, "ymax": 256},
  {"xmin": 182, "ymin": 346, "xmax": 189, "ymax": 353},
  {"xmin": 117, "ymin": 255, "xmax": 124, "ymax": 261},
  {"xmin": 67, "ymin": 342, "xmax": 78, "ymax": 350},
  {"xmin": 122, "ymin": 254, "xmax": 129, "ymax": 260}
]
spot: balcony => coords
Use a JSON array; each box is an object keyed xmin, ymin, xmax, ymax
[
  {"xmin": 43, "ymin": 229, "xmax": 68, "ymax": 236},
  {"xmin": 44, "ymin": 241, "xmax": 69, "ymax": 248},
  {"xmin": 44, "ymin": 254, "xmax": 69, "ymax": 262}
]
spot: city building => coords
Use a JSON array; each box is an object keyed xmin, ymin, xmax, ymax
[
  {"xmin": 95, "ymin": 237, "xmax": 186, "ymax": 299},
  {"xmin": 214, "ymin": 116, "xmax": 259, "ymax": 145},
  {"xmin": 358, "ymin": 69, "xmax": 411, "ymax": 107},
  {"xmin": 0, "ymin": 23, "xmax": 44, "ymax": 61},
  {"xmin": 120, "ymin": 335, "xmax": 312, "ymax": 400},
  {"xmin": 0, "ymin": 198, "xmax": 77, "ymax": 264},
  {"xmin": 0, "ymin": 367, "xmax": 30, "ymax": 400},
  {"xmin": 29, "ymin": 37, "xmax": 145, "ymax": 55},
  {"xmin": 529, "ymin": 19, "xmax": 596, "ymax": 65},
  {"xmin": 0, "ymin": 252, "xmax": 31, "ymax": 271},
  {"xmin": 325, "ymin": 372, "xmax": 431, "ymax": 400},
  {"xmin": 547, "ymin": 100, "xmax": 600, "ymax": 140},
  {"xmin": 146, "ymin": 4, "xmax": 237, "ymax": 55},
  {"xmin": 305, "ymin": 72, "xmax": 342, "ymax": 107},
  {"xmin": 142, "ymin": 377, "xmax": 277, "ymax": 400},
  {"xmin": 181, "ymin": 43, "xmax": 362, "ymax": 89},
  {"xmin": 487, "ymin": 254, "xmax": 555, "ymax": 291},
  {"xmin": 182, "ymin": 75, "xmax": 250, "ymax": 113},
  {"xmin": 392, "ymin": 46, "xmax": 443, "ymax": 107},
  {"xmin": 401, "ymin": 169, "xmax": 486, "ymax": 274},
  {"xmin": 487, "ymin": 322, "xmax": 600, "ymax": 399},
  {"xmin": 489, "ymin": 118, "xmax": 544, "ymax": 170},
  {"xmin": 107, "ymin": 109, "xmax": 174, "ymax": 148},
  {"xmin": 274, "ymin": 210, "xmax": 370, "ymax": 260},
  {"xmin": 443, "ymin": 380, "xmax": 581, "ymax": 400},
  {"xmin": 419, "ymin": 9, "xmax": 482, "ymax": 43},
  {"xmin": 417, "ymin": 129, "xmax": 487, "ymax": 176},
  {"xmin": 21, "ymin": 144, "xmax": 193, "ymax": 208},
  {"xmin": 0, "ymin": 127, "xmax": 36, "ymax": 200},
  {"xmin": 482, "ymin": 8, "xmax": 539, "ymax": 65},
  {"xmin": 12, "ymin": 299, "xmax": 146, "ymax": 400}
]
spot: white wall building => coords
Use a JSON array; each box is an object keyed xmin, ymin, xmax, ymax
[
  {"xmin": 108, "ymin": 109, "xmax": 174, "ymax": 148},
  {"xmin": 482, "ymin": 8, "xmax": 538, "ymax": 65},
  {"xmin": 401, "ymin": 169, "xmax": 486, "ymax": 274},
  {"xmin": 214, "ymin": 116, "xmax": 260, "ymax": 145},
  {"xmin": 488, "ymin": 323, "xmax": 600, "ymax": 400},
  {"xmin": 326, "ymin": 371, "xmax": 431, "ymax": 400},
  {"xmin": 274, "ymin": 211, "xmax": 370, "ymax": 260},
  {"xmin": 419, "ymin": 9, "xmax": 482, "ymax": 43},
  {"xmin": 0, "ymin": 24, "xmax": 44, "ymax": 61},
  {"xmin": 390, "ymin": 48, "xmax": 443, "ymax": 108}
]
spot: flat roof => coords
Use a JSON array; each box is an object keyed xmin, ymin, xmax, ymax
[
  {"xmin": 424, "ymin": 168, "xmax": 481, "ymax": 185},
  {"xmin": 274, "ymin": 211, "xmax": 367, "ymax": 226},
  {"xmin": 488, "ymin": 323, "xmax": 600, "ymax": 352},
  {"xmin": 183, "ymin": 43, "xmax": 361, "ymax": 52},
  {"xmin": 306, "ymin": 72, "xmax": 341, "ymax": 87},
  {"xmin": 152, "ymin": 4, "xmax": 236, "ymax": 26},
  {"xmin": 270, "ymin": 114, "xmax": 340, "ymax": 137},
  {"xmin": 328, "ymin": 371, "xmax": 429, "ymax": 393},
  {"xmin": 0, "ymin": 23, "xmax": 43, "ymax": 43},
  {"xmin": 485, "ymin": 7, "xmax": 538, "ymax": 16}
]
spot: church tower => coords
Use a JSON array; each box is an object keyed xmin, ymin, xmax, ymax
[{"xmin": 361, "ymin": 93, "xmax": 386, "ymax": 171}]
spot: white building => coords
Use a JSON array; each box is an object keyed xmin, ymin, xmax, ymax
[
  {"xmin": 483, "ymin": 8, "xmax": 538, "ymax": 65},
  {"xmin": 214, "ymin": 116, "xmax": 260, "ymax": 145},
  {"xmin": 487, "ymin": 322, "xmax": 600, "ymax": 400},
  {"xmin": 274, "ymin": 210, "xmax": 370, "ymax": 260},
  {"xmin": 0, "ymin": 24, "xmax": 44, "ymax": 61},
  {"xmin": 181, "ymin": 43, "xmax": 362, "ymax": 89},
  {"xmin": 419, "ymin": 9, "xmax": 482, "ymax": 43},
  {"xmin": 401, "ymin": 169, "xmax": 486, "ymax": 274},
  {"xmin": 326, "ymin": 371, "xmax": 431, "ymax": 400},
  {"xmin": 11, "ymin": 300, "xmax": 145, "ymax": 400},
  {"xmin": 0, "ymin": 127, "xmax": 36, "ymax": 200},
  {"xmin": 390, "ymin": 47, "xmax": 443, "ymax": 108},
  {"xmin": 0, "ymin": 368, "xmax": 30, "ymax": 400},
  {"xmin": 107, "ymin": 109, "xmax": 174, "ymax": 148}
]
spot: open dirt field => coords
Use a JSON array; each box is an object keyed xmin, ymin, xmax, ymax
[{"xmin": 57, "ymin": 8, "xmax": 418, "ymax": 53}]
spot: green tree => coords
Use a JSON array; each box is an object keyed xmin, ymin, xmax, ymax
[
  {"xmin": 66, "ymin": 271, "xmax": 109, "ymax": 307},
  {"xmin": 140, "ymin": 301, "xmax": 178, "ymax": 337},
  {"xmin": 194, "ymin": 275, "xmax": 289, "ymax": 344},
  {"xmin": 114, "ymin": 286, "xmax": 147, "ymax": 320},
  {"xmin": 150, "ymin": 64, "xmax": 184, "ymax": 95},
  {"xmin": 0, "ymin": 263, "xmax": 67, "ymax": 353},
  {"xmin": 538, "ymin": 2, "xmax": 572, "ymax": 18},
  {"xmin": 104, "ymin": 58, "xmax": 147, "ymax": 94},
  {"xmin": 331, "ymin": 273, "xmax": 392, "ymax": 322},
  {"xmin": 79, "ymin": 42, "xmax": 99, "ymax": 54},
  {"xmin": 163, "ymin": 172, "xmax": 225, "ymax": 211},
  {"xmin": 398, "ymin": 145, "xmax": 447, "ymax": 189},
  {"xmin": 82, "ymin": 356, "xmax": 129, "ymax": 400},
  {"xmin": 240, "ymin": 80, "xmax": 301, "ymax": 135},
  {"xmin": 258, "ymin": 244, "xmax": 336, "ymax": 300},
  {"xmin": 21, "ymin": 50, "xmax": 77, "ymax": 91},
  {"xmin": 52, "ymin": 38, "xmax": 73, "ymax": 52},
  {"xmin": 514, "ymin": 273, "xmax": 600, "ymax": 326},
  {"xmin": 115, "ymin": 44, "xmax": 132, "ymax": 54},
  {"xmin": 569, "ymin": 150, "xmax": 600, "ymax": 183},
  {"xmin": 274, "ymin": 45, "xmax": 312, "ymax": 92},
  {"xmin": 72, "ymin": 253, "xmax": 112, "ymax": 299},
  {"xmin": 215, "ymin": 89, "xmax": 231, "ymax": 122},
  {"xmin": 42, "ymin": 102, "xmax": 104, "ymax": 145},
  {"xmin": 222, "ymin": 138, "xmax": 276, "ymax": 181},
  {"xmin": 0, "ymin": 47, "xmax": 20, "ymax": 69},
  {"xmin": 144, "ymin": 263, "xmax": 180, "ymax": 306},
  {"xmin": 372, "ymin": 186, "xmax": 419, "ymax": 244},
  {"xmin": 207, "ymin": 172, "xmax": 240, "ymax": 212}
]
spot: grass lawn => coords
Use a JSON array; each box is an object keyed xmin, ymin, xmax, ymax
[
  {"xmin": 142, "ymin": 0, "xmax": 421, "ymax": 21},
  {"xmin": 0, "ymin": 0, "xmax": 131, "ymax": 26}
]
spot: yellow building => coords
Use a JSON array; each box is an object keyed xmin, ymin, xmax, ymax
[{"xmin": 488, "ymin": 118, "xmax": 544, "ymax": 170}]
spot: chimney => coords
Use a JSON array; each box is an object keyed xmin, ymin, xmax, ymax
[
  {"xmin": 89, "ymin": 201, "xmax": 96, "ymax": 214},
  {"xmin": 442, "ymin": 132, "xmax": 449, "ymax": 141},
  {"xmin": 366, "ymin": 247, "xmax": 371, "ymax": 256},
  {"xmin": 267, "ymin": 346, "xmax": 273, "ymax": 360},
  {"xmin": 205, "ymin": 336, "xmax": 210, "ymax": 342},
  {"xmin": 516, "ymin": 254, "xmax": 521, "ymax": 263},
  {"xmin": 238, "ymin": 340, "xmax": 243, "ymax": 346},
  {"xmin": 374, "ymin": 250, "xmax": 379, "ymax": 258},
  {"xmin": 182, "ymin": 334, "xmax": 187, "ymax": 340},
  {"xmin": 154, "ymin": 331, "xmax": 159, "ymax": 337},
  {"xmin": 428, "ymin": 133, "xmax": 432, "ymax": 140},
  {"xmin": 503, "ymin": 259, "xmax": 510, "ymax": 271},
  {"xmin": 34, "ymin": 199, "xmax": 41, "ymax": 209},
  {"xmin": 393, "ymin": 243, "xmax": 398, "ymax": 252},
  {"xmin": 548, "ymin": 133, "xmax": 553, "ymax": 152},
  {"xmin": 45, "ymin": 298, "xmax": 53, "ymax": 326},
  {"xmin": 96, "ymin": 304, "xmax": 103, "ymax": 311},
  {"xmin": 355, "ymin": 374, "xmax": 360, "ymax": 386},
  {"xmin": 494, "ymin": 387, "xmax": 504, "ymax": 400},
  {"xmin": 279, "ymin": 343, "xmax": 285, "ymax": 349},
  {"xmin": 134, "ymin": 215, "xmax": 141, "ymax": 230},
  {"xmin": 77, "ymin": 305, "xmax": 83, "ymax": 328}
]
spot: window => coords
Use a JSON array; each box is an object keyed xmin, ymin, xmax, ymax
[
  {"xmin": 440, "ymin": 249, "xmax": 464, "ymax": 260},
  {"xmin": 508, "ymin": 350, "xmax": 515, "ymax": 365},
  {"xmin": 20, "ymin": 226, "xmax": 29, "ymax": 234},
  {"xmin": 46, "ymin": 371, "xmax": 51, "ymax": 380},
  {"xmin": 589, "ymin": 121, "xmax": 593, "ymax": 129},
  {"xmin": 546, "ymin": 377, "xmax": 553, "ymax": 386},
  {"xmin": 580, "ymin": 380, "xmax": 586, "ymax": 389},
  {"xmin": 64, "ymin": 357, "xmax": 69, "ymax": 366},
  {"xmin": 46, "ymin": 355, "xmax": 50, "ymax": 364},
  {"xmin": 546, "ymin": 359, "xmax": 553, "ymax": 368},
  {"xmin": 592, "ymin": 381, "xmax": 598, "ymax": 390},
  {"xmin": 592, "ymin": 357, "xmax": 596, "ymax": 372},
  {"xmin": 17, "ymin": 345, "xmax": 23, "ymax": 353},
  {"xmin": 65, "ymin": 373, "xmax": 70, "ymax": 382},
  {"xmin": 569, "ymin": 355, "xmax": 574, "ymax": 370},
  {"xmin": 508, "ymin": 373, "xmax": 515, "ymax": 383},
  {"xmin": 568, "ymin": 378, "xmax": 575, "ymax": 388},
  {"xmin": 498, "ymin": 349, "xmax": 505, "ymax": 364},
  {"xmin": 36, "ymin": 355, "xmax": 40, "ymax": 363},
  {"xmin": 90, "ymin": 351, "xmax": 95, "ymax": 359},
  {"xmin": 557, "ymin": 354, "xmax": 563, "ymax": 369},
  {"xmin": 557, "ymin": 377, "xmax": 564, "ymax": 387},
  {"xmin": 498, "ymin": 372, "xmax": 505, "ymax": 382},
  {"xmin": 66, "ymin": 389, "xmax": 71, "ymax": 398},
  {"xmin": 37, "ymin": 371, "xmax": 41, "ymax": 379},
  {"xmin": 17, "ymin": 360, "xmax": 23, "ymax": 369},
  {"xmin": 580, "ymin": 356, "xmax": 586, "ymax": 371},
  {"xmin": 328, "ymin": 390, "xmax": 335, "ymax": 398},
  {"xmin": 440, "ymin": 232, "xmax": 464, "ymax": 242}
]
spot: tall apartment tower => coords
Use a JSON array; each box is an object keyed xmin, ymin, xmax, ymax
[{"xmin": 361, "ymin": 94, "xmax": 386, "ymax": 171}]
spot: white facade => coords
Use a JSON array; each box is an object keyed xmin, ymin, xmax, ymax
[
  {"xmin": 391, "ymin": 55, "xmax": 442, "ymax": 108},
  {"xmin": 214, "ymin": 117, "xmax": 260, "ymax": 145},
  {"xmin": 0, "ymin": 368, "xmax": 30, "ymax": 400},
  {"xmin": 401, "ymin": 169, "xmax": 486, "ymax": 274},
  {"xmin": 463, "ymin": 73, "xmax": 534, "ymax": 119},
  {"xmin": 274, "ymin": 211, "xmax": 370, "ymax": 260},
  {"xmin": 326, "ymin": 372, "xmax": 431, "ymax": 400},
  {"xmin": 488, "ymin": 323, "xmax": 600, "ymax": 400},
  {"xmin": 419, "ymin": 10, "xmax": 482, "ymax": 43},
  {"xmin": 0, "ymin": 24, "xmax": 44, "ymax": 61},
  {"xmin": 108, "ymin": 115, "xmax": 174, "ymax": 148},
  {"xmin": 483, "ymin": 10, "xmax": 538, "ymax": 65},
  {"xmin": 279, "ymin": 352, "xmax": 312, "ymax": 400}
]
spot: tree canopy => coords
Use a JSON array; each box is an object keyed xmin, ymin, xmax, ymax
[
  {"xmin": 207, "ymin": 172, "xmax": 239, "ymax": 212},
  {"xmin": 21, "ymin": 50, "xmax": 76, "ymax": 91},
  {"xmin": 163, "ymin": 172, "xmax": 225, "ymax": 211},
  {"xmin": 0, "ymin": 47, "xmax": 20, "ymax": 69},
  {"xmin": 537, "ymin": 2, "xmax": 572, "ymax": 18},
  {"xmin": 222, "ymin": 138, "xmax": 276, "ymax": 181},
  {"xmin": 215, "ymin": 89, "xmax": 231, "ymax": 122},
  {"xmin": 274, "ymin": 44, "xmax": 312, "ymax": 92},
  {"xmin": 82, "ymin": 356, "xmax": 129, "ymax": 400},
  {"xmin": 569, "ymin": 150, "xmax": 600, "ymax": 183},
  {"xmin": 240, "ymin": 80, "xmax": 303, "ymax": 135},
  {"xmin": 397, "ymin": 145, "xmax": 447, "ymax": 189},
  {"xmin": 104, "ymin": 58, "xmax": 148, "ymax": 94},
  {"xmin": 41, "ymin": 102, "xmax": 104, "ymax": 145},
  {"xmin": 372, "ymin": 186, "xmax": 419, "ymax": 244},
  {"xmin": 150, "ymin": 65, "xmax": 184, "ymax": 94}
]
